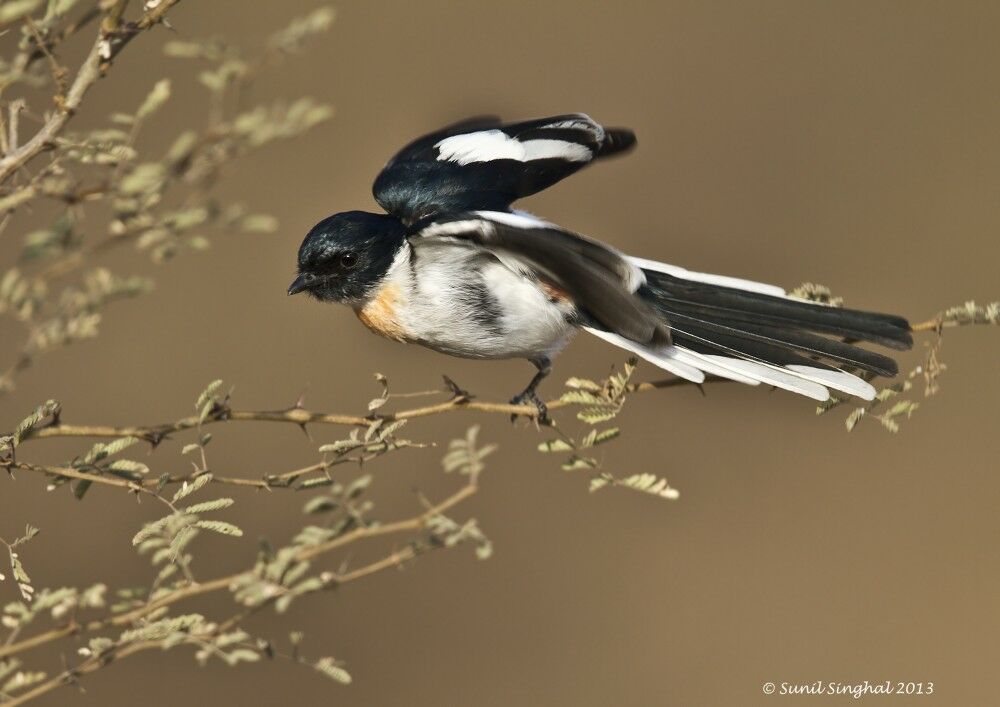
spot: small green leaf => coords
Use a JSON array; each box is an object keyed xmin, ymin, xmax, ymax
[
  {"xmin": 345, "ymin": 475, "xmax": 372, "ymax": 499},
  {"xmin": 166, "ymin": 130, "xmax": 199, "ymax": 167},
  {"xmin": 319, "ymin": 438, "xmax": 363, "ymax": 454},
  {"xmin": 297, "ymin": 476, "xmax": 335, "ymax": 489},
  {"xmin": 227, "ymin": 648, "xmax": 261, "ymax": 664},
  {"xmin": 194, "ymin": 520, "xmax": 243, "ymax": 537},
  {"xmin": 564, "ymin": 377, "xmax": 602, "ymax": 392},
  {"xmin": 183, "ymin": 498, "xmax": 234, "ymax": 514},
  {"xmin": 589, "ymin": 476, "xmax": 610, "ymax": 493},
  {"xmin": 120, "ymin": 163, "xmax": 166, "ymax": 195},
  {"xmin": 845, "ymin": 407, "xmax": 866, "ymax": 432},
  {"xmin": 577, "ymin": 407, "xmax": 618, "ymax": 424},
  {"xmin": 559, "ymin": 390, "xmax": 603, "ymax": 405},
  {"xmin": 132, "ymin": 515, "xmax": 172, "ymax": 546},
  {"xmin": 107, "ymin": 459, "xmax": 150, "ymax": 476},
  {"xmin": 240, "ymin": 214, "xmax": 279, "ymax": 233},
  {"xmin": 195, "ymin": 379, "xmax": 224, "ymax": 411},
  {"xmin": 0, "ymin": 0, "xmax": 42, "ymax": 23},
  {"xmin": 136, "ymin": 79, "xmax": 171, "ymax": 120},
  {"xmin": 314, "ymin": 657, "xmax": 352, "ymax": 685},
  {"xmin": 619, "ymin": 473, "xmax": 679, "ymax": 500},
  {"xmin": 172, "ymin": 474, "xmax": 212, "ymax": 503},
  {"xmin": 303, "ymin": 496, "xmax": 338, "ymax": 515},
  {"xmin": 2, "ymin": 669, "xmax": 47, "ymax": 695},
  {"xmin": 169, "ymin": 525, "xmax": 198, "ymax": 556},
  {"xmin": 592, "ymin": 427, "xmax": 620, "ymax": 445},
  {"xmin": 562, "ymin": 456, "xmax": 597, "ymax": 471},
  {"xmin": 537, "ymin": 439, "xmax": 573, "ymax": 453}
]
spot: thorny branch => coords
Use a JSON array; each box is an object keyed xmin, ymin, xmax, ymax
[
  {"xmin": 0, "ymin": 480, "xmax": 478, "ymax": 666},
  {"xmin": 0, "ymin": 3, "xmax": 334, "ymax": 397},
  {"xmin": 0, "ymin": 1, "xmax": 182, "ymax": 185},
  {"xmin": 0, "ymin": 397, "xmax": 493, "ymax": 704},
  {"xmin": 15, "ymin": 378, "xmax": 700, "ymax": 446},
  {"xmin": 1, "ymin": 370, "xmax": 496, "ymax": 705}
]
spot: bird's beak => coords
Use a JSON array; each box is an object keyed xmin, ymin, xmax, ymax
[{"xmin": 287, "ymin": 273, "xmax": 310, "ymax": 296}]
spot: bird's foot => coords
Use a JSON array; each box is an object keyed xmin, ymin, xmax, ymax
[{"xmin": 509, "ymin": 388, "xmax": 551, "ymax": 426}]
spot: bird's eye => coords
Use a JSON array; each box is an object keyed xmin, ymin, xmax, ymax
[{"xmin": 340, "ymin": 252, "xmax": 358, "ymax": 268}]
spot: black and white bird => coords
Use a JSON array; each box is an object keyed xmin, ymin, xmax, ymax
[{"xmin": 288, "ymin": 114, "xmax": 912, "ymax": 418}]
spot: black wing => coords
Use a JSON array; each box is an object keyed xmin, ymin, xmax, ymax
[
  {"xmin": 408, "ymin": 211, "xmax": 667, "ymax": 345},
  {"xmin": 375, "ymin": 114, "xmax": 636, "ymax": 224}
]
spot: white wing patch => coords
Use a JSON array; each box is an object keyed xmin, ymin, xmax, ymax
[
  {"xmin": 416, "ymin": 213, "xmax": 557, "ymax": 240},
  {"xmin": 418, "ymin": 219, "xmax": 493, "ymax": 239},
  {"xmin": 474, "ymin": 210, "xmax": 554, "ymax": 230},
  {"xmin": 435, "ymin": 130, "xmax": 592, "ymax": 165}
]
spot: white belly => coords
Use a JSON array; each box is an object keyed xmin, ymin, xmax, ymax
[{"xmin": 362, "ymin": 241, "xmax": 576, "ymax": 361}]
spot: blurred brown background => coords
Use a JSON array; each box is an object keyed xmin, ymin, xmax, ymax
[{"xmin": 2, "ymin": 1, "xmax": 999, "ymax": 705}]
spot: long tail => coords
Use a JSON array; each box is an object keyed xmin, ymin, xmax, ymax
[{"xmin": 586, "ymin": 257, "xmax": 912, "ymax": 402}]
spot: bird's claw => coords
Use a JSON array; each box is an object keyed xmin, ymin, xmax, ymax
[{"xmin": 509, "ymin": 389, "xmax": 552, "ymax": 426}]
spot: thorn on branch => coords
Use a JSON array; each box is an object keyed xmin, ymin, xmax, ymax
[{"xmin": 442, "ymin": 375, "xmax": 472, "ymax": 402}]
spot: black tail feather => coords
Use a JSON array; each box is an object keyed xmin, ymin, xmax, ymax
[
  {"xmin": 668, "ymin": 322, "xmax": 852, "ymax": 373},
  {"xmin": 640, "ymin": 270, "xmax": 911, "ymax": 379},
  {"xmin": 663, "ymin": 314, "xmax": 899, "ymax": 377},
  {"xmin": 597, "ymin": 128, "xmax": 637, "ymax": 158}
]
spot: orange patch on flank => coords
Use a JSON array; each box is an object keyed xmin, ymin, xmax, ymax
[
  {"xmin": 355, "ymin": 284, "xmax": 408, "ymax": 342},
  {"xmin": 539, "ymin": 280, "xmax": 571, "ymax": 304}
]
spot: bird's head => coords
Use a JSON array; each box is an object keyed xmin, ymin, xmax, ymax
[{"xmin": 288, "ymin": 211, "xmax": 406, "ymax": 304}]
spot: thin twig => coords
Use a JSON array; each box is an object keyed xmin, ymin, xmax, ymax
[
  {"xmin": 1, "ymin": 533, "xmax": 428, "ymax": 706},
  {"xmin": 0, "ymin": 0, "xmax": 182, "ymax": 185},
  {"xmin": 18, "ymin": 377, "xmax": 701, "ymax": 445},
  {"xmin": 0, "ymin": 482, "xmax": 476, "ymax": 664}
]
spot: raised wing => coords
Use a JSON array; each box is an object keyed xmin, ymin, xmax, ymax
[
  {"xmin": 408, "ymin": 211, "xmax": 668, "ymax": 345},
  {"xmin": 375, "ymin": 114, "xmax": 636, "ymax": 223}
]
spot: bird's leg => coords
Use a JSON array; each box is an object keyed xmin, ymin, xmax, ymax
[{"xmin": 509, "ymin": 357, "xmax": 552, "ymax": 425}]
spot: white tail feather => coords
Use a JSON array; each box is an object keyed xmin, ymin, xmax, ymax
[
  {"xmin": 584, "ymin": 329, "xmax": 845, "ymax": 402},
  {"xmin": 670, "ymin": 322, "xmax": 875, "ymax": 400},
  {"xmin": 669, "ymin": 320, "xmax": 874, "ymax": 400},
  {"xmin": 675, "ymin": 345, "xmax": 865, "ymax": 401},
  {"xmin": 701, "ymin": 356, "xmax": 831, "ymax": 401},
  {"xmin": 787, "ymin": 365, "xmax": 876, "ymax": 400},
  {"xmin": 626, "ymin": 256, "xmax": 786, "ymax": 297},
  {"xmin": 583, "ymin": 328, "xmax": 705, "ymax": 383},
  {"xmin": 670, "ymin": 337, "xmax": 831, "ymax": 400},
  {"xmin": 668, "ymin": 347, "xmax": 760, "ymax": 385}
]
